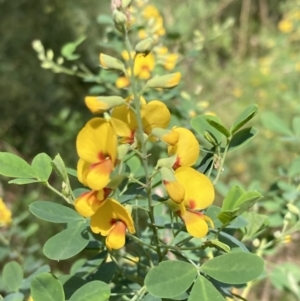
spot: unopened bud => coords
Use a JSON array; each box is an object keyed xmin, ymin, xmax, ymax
[
  {"xmin": 113, "ymin": 9, "xmax": 127, "ymax": 32},
  {"xmin": 145, "ymin": 72, "xmax": 181, "ymax": 89},
  {"xmin": 85, "ymin": 96, "xmax": 125, "ymax": 114},
  {"xmin": 156, "ymin": 156, "xmax": 177, "ymax": 170},
  {"xmin": 204, "ymin": 130, "xmax": 219, "ymax": 146},
  {"xmin": 99, "ymin": 53, "xmax": 126, "ymax": 73},
  {"xmin": 287, "ymin": 203, "xmax": 300, "ymax": 215},
  {"xmin": 117, "ymin": 144, "xmax": 130, "ymax": 160},
  {"xmin": 151, "ymin": 128, "xmax": 179, "ymax": 145},
  {"xmin": 135, "ymin": 37, "xmax": 154, "ymax": 56}
]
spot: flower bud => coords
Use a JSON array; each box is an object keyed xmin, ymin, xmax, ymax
[
  {"xmin": 121, "ymin": 0, "xmax": 133, "ymax": 9},
  {"xmin": 145, "ymin": 72, "xmax": 181, "ymax": 89},
  {"xmin": 117, "ymin": 144, "xmax": 130, "ymax": 160},
  {"xmin": 85, "ymin": 96, "xmax": 125, "ymax": 114},
  {"xmin": 155, "ymin": 156, "xmax": 177, "ymax": 170},
  {"xmin": 151, "ymin": 128, "xmax": 179, "ymax": 145},
  {"xmin": 135, "ymin": 37, "xmax": 154, "ymax": 56},
  {"xmin": 99, "ymin": 53, "xmax": 126, "ymax": 73},
  {"xmin": 113, "ymin": 9, "xmax": 127, "ymax": 32},
  {"xmin": 204, "ymin": 130, "xmax": 219, "ymax": 146}
]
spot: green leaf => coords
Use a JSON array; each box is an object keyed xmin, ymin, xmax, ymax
[
  {"xmin": 228, "ymin": 127, "xmax": 258, "ymax": 151},
  {"xmin": 206, "ymin": 119, "xmax": 230, "ymax": 138},
  {"xmin": 234, "ymin": 191, "xmax": 263, "ymax": 214},
  {"xmin": 231, "ymin": 104, "xmax": 258, "ymax": 134},
  {"xmin": 206, "ymin": 206, "xmax": 222, "ymax": 229},
  {"xmin": 87, "ymin": 261, "xmax": 117, "ymax": 283},
  {"xmin": 222, "ymin": 186, "xmax": 245, "ymax": 211},
  {"xmin": 69, "ymin": 281, "xmax": 110, "ymax": 301},
  {"xmin": 190, "ymin": 115, "xmax": 224, "ymax": 144},
  {"xmin": 43, "ymin": 221, "xmax": 89, "ymax": 260},
  {"xmin": 201, "ymin": 253, "xmax": 264, "ymax": 284},
  {"xmin": 31, "ymin": 153, "xmax": 52, "ymax": 181},
  {"xmin": 58, "ymin": 275, "xmax": 86, "ymax": 300},
  {"xmin": 61, "ymin": 36, "xmax": 86, "ymax": 61},
  {"xmin": 209, "ymin": 239, "xmax": 231, "ymax": 253},
  {"xmin": 288, "ymin": 158, "xmax": 300, "ymax": 177},
  {"xmin": 3, "ymin": 293, "xmax": 24, "ymax": 301},
  {"xmin": 145, "ymin": 261, "xmax": 197, "ymax": 298},
  {"xmin": 21, "ymin": 265, "xmax": 51, "ymax": 290},
  {"xmin": 97, "ymin": 14, "xmax": 114, "ymax": 25},
  {"xmin": 51, "ymin": 154, "xmax": 68, "ymax": 182},
  {"xmin": 261, "ymin": 112, "xmax": 293, "ymax": 136},
  {"xmin": 292, "ymin": 116, "xmax": 300, "ymax": 136},
  {"xmin": 0, "ymin": 152, "xmax": 34, "ymax": 178},
  {"xmin": 66, "ymin": 168, "xmax": 77, "ymax": 177},
  {"xmin": 31, "ymin": 273, "xmax": 64, "ymax": 301},
  {"xmin": 188, "ymin": 276, "xmax": 225, "ymax": 301},
  {"xmin": 2, "ymin": 261, "xmax": 23, "ymax": 292},
  {"xmin": 242, "ymin": 212, "xmax": 268, "ymax": 241},
  {"xmin": 218, "ymin": 210, "xmax": 239, "ymax": 224},
  {"xmin": 29, "ymin": 201, "xmax": 84, "ymax": 223},
  {"xmin": 215, "ymin": 230, "xmax": 250, "ymax": 253},
  {"xmin": 8, "ymin": 178, "xmax": 41, "ymax": 185}
]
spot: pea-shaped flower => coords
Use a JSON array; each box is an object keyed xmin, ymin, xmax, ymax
[
  {"xmin": 165, "ymin": 167, "xmax": 214, "ymax": 238},
  {"xmin": 76, "ymin": 118, "xmax": 118, "ymax": 191},
  {"xmin": 90, "ymin": 199, "xmax": 135, "ymax": 250}
]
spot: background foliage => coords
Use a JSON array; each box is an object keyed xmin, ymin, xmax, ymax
[{"xmin": 1, "ymin": 0, "xmax": 300, "ymax": 300}]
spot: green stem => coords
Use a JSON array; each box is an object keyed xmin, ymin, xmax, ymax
[
  {"xmin": 45, "ymin": 182, "xmax": 72, "ymax": 204},
  {"xmin": 123, "ymin": 29, "xmax": 162, "ymax": 261},
  {"xmin": 126, "ymin": 233, "xmax": 156, "ymax": 251},
  {"xmin": 213, "ymin": 139, "xmax": 230, "ymax": 185}
]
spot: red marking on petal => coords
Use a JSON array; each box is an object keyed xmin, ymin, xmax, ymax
[
  {"xmin": 173, "ymin": 157, "xmax": 181, "ymax": 170},
  {"xmin": 189, "ymin": 199, "xmax": 196, "ymax": 210},
  {"xmin": 110, "ymin": 219, "xmax": 117, "ymax": 226},
  {"xmin": 97, "ymin": 152, "xmax": 106, "ymax": 161}
]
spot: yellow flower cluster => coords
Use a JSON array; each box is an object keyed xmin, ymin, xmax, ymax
[{"xmin": 0, "ymin": 197, "xmax": 12, "ymax": 227}]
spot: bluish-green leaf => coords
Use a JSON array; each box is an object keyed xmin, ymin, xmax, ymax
[
  {"xmin": 43, "ymin": 221, "xmax": 89, "ymax": 260},
  {"xmin": 201, "ymin": 253, "xmax": 264, "ymax": 284},
  {"xmin": 29, "ymin": 201, "xmax": 84, "ymax": 223},
  {"xmin": 221, "ymin": 186, "xmax": 245, "ymax": 211},
  {"xmin": 69, "ymin": 281, "xmax": 110, "ymax": 301},
  {"xmin": 231, "ymin": 104, "xmax": 258, "ymax": 134},
  {"xmin": 58, "ymin": 275, "xmax": 86, "ymax": 300},
  {"xmin": 3, "ymin": 293, "xmax": 24, "ymax": 301},
  {"xmin": 2, "ymin": 261, "xmax": 23, "ymax": 292},
  {"xmin": 190, "ymin": 115, "xmax": 223, "ymax": 144},
  {"xmin": 228, "ymin": 127, "xmax": 257, "ymax": 151},
  {"xmin": 242, "ymin": 212, "xmax": 268, "ymax": 241},
  {"xmin": 188, "ymin": 276, "xmax": 225, "ymax": 301},
  {"xmin": 31, "ymin": 153, "xmax": 52, "ymax": 181},
  {"xmin": 8, "ymin": 178, "xmax": 40, "ymax": 185},
  {"xmin": 261, "ymin": 112, "xmax": 293, "ymax": 136},
  {"xmin": 21, "ymin": 265, "xmax": 51, "ymax": 290},
  {"xmin": 145, "ymin": 261, "xmax": 197, "ymax": 298},
  {"xmin": 66, "ymin": 168, "xmax": 77, "ymax": 177},
  {"xmin": 206, "ymin": 119, "xmax": 230, "ymax": 138},
  {"xmin": 61, "ymin": 36, "xmax": 86, "ymax": 61},
  {"xmin": 31, "ymin": 273, "xmax": 64, "ymax": 301},
  {"xmin": 51, "ymin": 154, "xmax": 68, "ymax": 182},
  {"xmin": 0, "ymin": 152, "xmax": 34, "ymax": 178}
]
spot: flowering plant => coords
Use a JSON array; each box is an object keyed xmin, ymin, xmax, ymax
[{"xmin": 6, "ymin": 1, "xmax": 299, "ymax": 300}]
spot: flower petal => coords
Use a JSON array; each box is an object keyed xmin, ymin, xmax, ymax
[
  {"xmin": 106, "ymin": 221, "xmax": 127, "ymax": 250},
  {"xmin": 164, "ymin": 180, "xmax": 185, "ymax": 204},
  {"xmin": 142, "ymin": 100, "xmax": 170, "ymax": 134},
  {"xmin": 180, "ymin": 210, "xmax": 209, "ymax": 238},
  {"xmin": 86, "ymin": 159, "xmax": 113, "ymax": 191},
  {"xmin": 168, "ymin": 128, "xmax": 199, "ymax": 167},
  {"xmin": 175, "ymin": 167, "xmax": 214, "ymax": 210},
  {"xmin": 74, "ymin": 190, "xmax": 104, "ymax": 217},
  {"xmin": 76, "ymin": 118, "xmax": 117, "ymax": 165}
]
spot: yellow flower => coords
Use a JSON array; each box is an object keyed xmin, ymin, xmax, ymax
[
  {"xmin": 155, "ymin": 46, "xmax": 179, "ymax": 71},
  {"xmin": 76, "ymin": 118, "xmax": 118, "ymax": 191},
  {"xmin": 168, "ymin": 128, "xmax": 199, "ymax": 169},
  {"xmin": 90, "ymin": 199, "xmax": 135, "ymax": 250},
  {"xmin": 0, "ymin": 198, "xmax": 12, "ymax": 226},
  {"xmin": 278, "ymin": 19, "xmax": 293, "ymax": 33},
  {"xmin": 166, "ymin": 167, "xmax": 215, "ymax": 238},
  {"xmin": 74, "ymin": 188, "xmax": 111, "ymax": 217},
  {"xmin": 111, "ymin": 99, "xmax": 170, "ymax": 144},
  {"xmin": 116, "ymin": 51, "xmax": 155, "ymax": 88}
]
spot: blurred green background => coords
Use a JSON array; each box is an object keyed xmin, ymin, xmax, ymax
[{"xmin": 1, "ymin": 1, "xmax": 300, "ymax": 300}]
